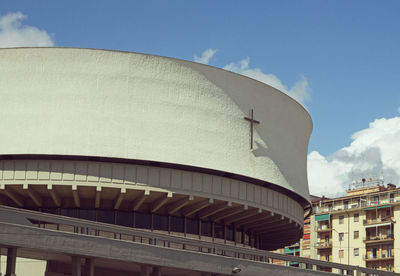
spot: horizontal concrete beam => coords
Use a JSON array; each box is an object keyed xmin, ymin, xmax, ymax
[{"xmin": 0, "ymin": 223, "xmax": 357, "ymax": 276}]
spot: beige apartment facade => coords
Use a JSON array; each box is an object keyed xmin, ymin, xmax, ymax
[{"xmin": 311, "ymin": 183, "xmax": 399, "ymax": 273}]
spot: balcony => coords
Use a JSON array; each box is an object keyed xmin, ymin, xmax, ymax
[
  {"xmin": 315, "ymin": 226, "xmax": 331, "ymax": 232},
  {"xmin": 363, "ymin": 217, "xmax": 393, "ymax": 226},
  {"xmin": 364, "ymin": 234, "xmax": 394, "ymax": 244},
  {"xmin": 314, "ymin": 198, "xmax": 400, "ymax": 214},
  {"xmin": 315, "ymin": 242, "xmax": 332, "ymax": 249},
  {"xmin": 363, "ymin": 253, "xmax": 394, "ymax": 261}
]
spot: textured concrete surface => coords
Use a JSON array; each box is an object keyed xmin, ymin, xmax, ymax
[{"xmin": 0, "ymin": 48, "xmax": 312, "ymax": 204}]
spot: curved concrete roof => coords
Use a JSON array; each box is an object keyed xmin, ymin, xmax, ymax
[{"xmin": 0, "ymin": 47, "xmax": 312, "ymax": 204}]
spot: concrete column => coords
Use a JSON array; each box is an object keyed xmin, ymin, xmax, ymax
[
  {"xmin": 152, "ymin": 266, "xmax": 161, "ymax": 276},
  {"xmin": 0, "ymin": 247, "xmax": 2, "ymax": 276},
  {"xmin": 140, "ymin": 265, "xmax": 151, "ymax": 276},
  {"xmin": 5, "ymin": 248, "xmax": 17, "ymax": 276},
  {"xmin": 71, "ymin": 256, "xmax": 82, "ymax": 276},
  {"xmin": 85, "ymin": 258, "xmax": 95, "ymax": 276}
]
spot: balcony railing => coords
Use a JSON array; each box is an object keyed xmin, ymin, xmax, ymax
[
  {"xmin": 364, "ymin": 234, "xmax": 394, "ymax": 243},
  {"xmin": 314, "ymin": 198, "xmax": 400, "ymax": 214},
  {"xmin": 315, "ymin": 242, "xmax": 332, "ymax": 249},
  {"xmin": 363, "ymin": 253, "xmax": 394, "ymax": 261},
  {"xmin": 315, "ymin": 226, "xmax": 331, "ymax": 232},
  {"xmin": 363, "ymin": 217, "xmax": 393, "ymax": 226}
]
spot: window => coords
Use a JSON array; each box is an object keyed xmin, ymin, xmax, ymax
[
  {"xmin": 97, "ymin": 210, "xmax": 115, "ymax": 224},
  {"xmin": 135, "ymin": 212, "xmax": 151, "ymax": 229},
  {"xmin": 170, "ymin": 216, "xmax": 184, "ymax": 232},
  {"xmin": 354, "ymin": 213, "xmax": 359, "ymax": 222},
  {"xmin": 79, "ymin": 209, "xmax": 96, "ymax": 221},
  {"xmin": 339, "ymin": 250, "xmax": 344, "ymax": 258},
  {"xmin": 354, "ymin": 230, "xmax": 359, "ymax": 239},
  {"xmin": 374, "ymin": 195, "xmax": 379, "ymax": 203},
  {"xmin": 324, "ymin": 255, "xmax": 329, "ymax": 261},
  {"xmin": 339, "ymin": 215, "xmax": 344, "ymax": 224},
  {"xmin": 344, "ymin": 201, "xmax": 349, "ymax": 209},
  {"xmin": 201, "ymin": 220, "xmax": 212, "ymax": 237},
  {"xmin": 339, "ymin": 232, "xmax": 344, "ymax": 241},
  {"xmin": 354, "ymin": 248, "xmax": 359, "ymax": 256},
  {"xmin": 386, "ymin": 263, "xmax": 392, "ymax": 272},
  {"xmin": 328, "ymin": 204, "xmax": 333, "ymax": 211},
  {"xmin": 153, "ymin": 214, "xmax": 168, "ymax": 231},
  {"xmin": 214, "ymin": 223, "xmax": 224, "ymax": 239},
  {"xmin": 116, "ymin": 211, "xmax": 133, "ymax": 227},
  {"xmin": 186, "ymin": 218, "xmax": 199, "ymax": 235}
]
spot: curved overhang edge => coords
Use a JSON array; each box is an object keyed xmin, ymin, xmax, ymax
[
  {"xmin": 0, "ymin": 154, "xmax": 310, "ymax": 208},
  {"xmin": 0, "ymin": 46, "xmax": 313, "ymax": 130}
]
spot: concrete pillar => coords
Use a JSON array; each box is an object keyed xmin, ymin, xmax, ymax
[
  {"xmin": 85, "ymin": 258, "xmax": 95, "ymax": 276},
  {"xmin": 140, "ymin": 265, "xmax": 151, "ymax": 276},
  {"xmin": 71, "ymin": 256, "xmax": 82, "ymax": 276},
  {"xmin": 0, "ymin": 247, "xmax": 2, "ymax": 276},
  {"xmin": 5, "ymin": 248, "xmax": 17, "ymax": 276},
  {"xmin": 152, "ymin": 266, "xmax": 161, "ymax": 276}
]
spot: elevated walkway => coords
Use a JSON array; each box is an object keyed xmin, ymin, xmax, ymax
[{"xmin": 0, "ymin": 206, "xmax": 397, "ymax": 276}]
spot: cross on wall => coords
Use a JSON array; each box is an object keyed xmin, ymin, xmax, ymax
[{"xmin": 244, "ymin": 109, "xmax": 260, "ymax": 150}]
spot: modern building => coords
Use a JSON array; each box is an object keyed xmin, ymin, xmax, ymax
[
  {"xmin": 311, "ymin": 179, "xmax": 400, "ymax": 273},
  {"xmin": 0, "ymin": 47, "xmax": 314, "ymax": 276}
]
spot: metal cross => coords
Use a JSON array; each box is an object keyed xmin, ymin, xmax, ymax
[{"xmin": 244, "ymin": 109, "xmax": 260, "ymax": 150}]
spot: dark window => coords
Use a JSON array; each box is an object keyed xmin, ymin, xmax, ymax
[
  {"xmin": 116, "ymin": 211, "xmax": 133, "ymax": 227},
  {"xmin": 60, "ymin": 208, "xmax": 78, "ymax": 218},
  {"xmin": 153, "ymin": 214, "xmax": 168, "ymax": 231},
  {"xmin": 79, "ymin": 209, "xmax": 96, "ymax": 221},
  {"xmin": 215, "ymin": 223, "xmax": 224, "ymax": 239},
  {"xmin": 201, "ymin": 221, "xmax": 212, "ymax": 237},
  {"xmin": 236, "ymin": 229, "xmax": 242, "ymax": 243},
  {"xmin": 226, "ymin": 225, "xmax": 234, "ymax": 241},
  {"xmin": 135, "ymin": 212, "xmax": 151, "ymax": 229},
  {"xmin": 41, "ymin": 208, "xmax": 59, "ymax": 215},
  {"xmin": 170, "ymin": 216, "xmax": 184, "ymax": 232},
  {"xmin": 97, "ymin": 210, "xmax": 115, "ymax": 224},
  {"xmin": 186, "ymin": 218, "xmax": 199, "ymax": 235}
]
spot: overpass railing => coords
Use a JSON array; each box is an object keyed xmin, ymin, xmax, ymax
[{"xmin": 0, "ymin": 206, "xmax": 396, "ymax": 276}]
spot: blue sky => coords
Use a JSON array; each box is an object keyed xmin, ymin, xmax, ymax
[{"xmin": 1, "ymin": 1, "xmax": 400, "ymax": 195}]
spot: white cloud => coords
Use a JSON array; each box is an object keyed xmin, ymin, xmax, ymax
[
  {"xmin": 194, "ymin": 48, "xmax": 218, "ymax": 65},
  {"xmin": 0, "ymin": 12, "xmax": 54, "ymax": 47},
  {"xmin": 308, "ymin": 116, "xmax": 400, "ymax": 196},
  {"xmin": 223, "ymin": 57, "xmax": 310, "ymax": 106}
]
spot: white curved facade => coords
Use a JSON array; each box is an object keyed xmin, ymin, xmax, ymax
[{"xmin": 0, "ymin": 47, "xmax": 312, "ymax": 204}]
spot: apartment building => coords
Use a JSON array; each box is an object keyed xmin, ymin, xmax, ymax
[{"xmin": 311, "ymin": 180, "xmax": 399, "ymax": 273}]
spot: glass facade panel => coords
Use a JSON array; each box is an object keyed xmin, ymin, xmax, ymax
[
  {"xmin": 170, "ymin": 216, "xmax": 184, "ymax": 232},
  {"xmin": 186, "ymin": 218, "xmax": 199, "ymax": 235},
  {"xmin": 201, "ymin": 221, "xmax": 212, "ymax": 237},
  {"xmin": 79, "ymin": 209, "xmax": 96, "ymax": 221},
  {"xmin": 116, "ymin": 211, "xmax": 133, "ymax": 227},
  {"xmin": 135, "ymin": 212, "xmax": 151, "ymax": 229},
  {"xmin": 215, "ymin": 223, "xmax": 224, "ymax": 239},
  {"xmin": 60, "ymin": 208, "xmax": 78, "ymax": 218},
  {"xmin": 98, "ymin": 210, "xmax": 115, "ymax": 224},
  {"xmin": 153, "ymin": 214, "xmax": 168, "ymax": 231},
  {"xmin": 226, "ymin": 225, "xmax": 234, "ymax": 241},
  {"xmin": 41, "ymin": 208, "xmax": 59, "ymax": 215}
]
